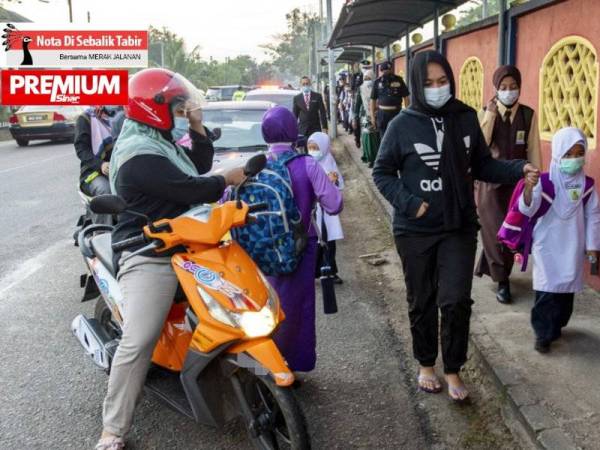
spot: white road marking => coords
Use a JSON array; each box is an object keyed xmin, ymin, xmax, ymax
[
  {"xmin": 0, "ymin": 239, "xmax": 69, "ymax": 299},
  {"xmin": 0, "ymin": 152, "xmax": 72, "ymax": 175}
]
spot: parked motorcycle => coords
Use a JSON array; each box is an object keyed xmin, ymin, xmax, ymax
[{"xmin": 72, "ymin": 154, "xmax": 310, "ymax": 449}]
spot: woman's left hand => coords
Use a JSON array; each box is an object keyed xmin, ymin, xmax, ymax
[
  {"xmin": 185, "ymin": 101, "xmax": 204, "ymax": 134},
  {"xmin": 523, "ymin": 163, "xmax": 540, "ymax": 186}
]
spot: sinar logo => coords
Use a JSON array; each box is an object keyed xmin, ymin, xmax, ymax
[
  {"xmin": 420, "ymin": 178, "xmax": 443, "ymax": 192},
  {"xmin": 2, "ymin": 23, "xmax": 33, "ymax": 66}
]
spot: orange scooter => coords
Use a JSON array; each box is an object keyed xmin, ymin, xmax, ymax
[{"xmin": 72, "ymin": 155, "xmax": 310, "ymax": 449}]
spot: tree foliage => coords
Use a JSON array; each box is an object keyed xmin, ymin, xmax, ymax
[
  {"xmin": 261, "ymin": 8, "xmax": 322, "ymax": 82},
  {"xmin": 456, "ymin": 0, "xmax": 501, "ymax": 27},
  {"xmin": 148, "ymin": 26, "xmax": 282, "ymax": 90}
]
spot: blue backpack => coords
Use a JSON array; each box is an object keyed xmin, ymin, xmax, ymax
[{"xmin": 230, "ymin": 151, "xmax": 308, "ymax": 276}]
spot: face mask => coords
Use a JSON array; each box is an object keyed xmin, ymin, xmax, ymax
[
  {"xmin": 364, "ymin": 80, "xmax": 373, "ymax": 89},
  {"xmin": 497, "ymin": 89, "xmax": 520, "ymax": 107},
  {"xmin": 172, "ymin": 116, "xmax": 189, "ymax": 142},
  {"xmin": 309, "ymin": 150, "xmax": 322, "ymax": 160},
  {"xmin": 302, "ymin": 86, "xmax": 311, "ymax": 94},
  {"xmin": 559, "ymin": 157, "xmax": 585, "ymax": 175},
  {"xmin": 424, "ymin": 84, "xmax": 452, "ymax": 109}
]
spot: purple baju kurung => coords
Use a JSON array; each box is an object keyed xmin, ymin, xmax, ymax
[{"xmin": 267, "ymin": 143, "xmax": 343, "ymax": 372}]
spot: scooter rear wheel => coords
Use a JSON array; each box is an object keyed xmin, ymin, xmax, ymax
[{"xmin": 233, "ymin": 369, "xmax": 310, "ymax": 450}]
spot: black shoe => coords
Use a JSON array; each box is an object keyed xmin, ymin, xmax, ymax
[
  {"xmin": 333, "ymin": 275, "xmax": 343, "ymax": 285},
  {"xmin": 535, "ymin": 339, "xmax": 551, "ymax": 353},
  {"xmin": 496, "ymin": 281, "xmax": 512, "ymax": 304}
]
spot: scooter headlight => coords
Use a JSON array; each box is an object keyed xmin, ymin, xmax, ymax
[
  {"xmin": 197, "ymin": 286, "xmax": 276, "ymax": 337},
  {"xmin": 238, "ymin": 308, "xmax": 276, "ymax": 338},
  {"xmin": 197, "ymin": 286, "xmax": 238, "ymax": 328}
]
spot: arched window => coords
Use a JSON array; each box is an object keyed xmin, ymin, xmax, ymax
[
  {"xmin": 459, "ymin": 57, "xmax": 484, "ymax": 111},
  {"xmin": 540, "ymin": 36, "xmax": 598, "ymax": 148}
]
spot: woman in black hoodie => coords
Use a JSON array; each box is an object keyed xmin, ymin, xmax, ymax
[{"xmin": 373, "ymin": 51, "xmax": 539, "ymax": 401}]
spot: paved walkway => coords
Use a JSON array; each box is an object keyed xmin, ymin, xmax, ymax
[{"xmin": 337, "ymin": 131, "xmax": 600, "ymax": 450}]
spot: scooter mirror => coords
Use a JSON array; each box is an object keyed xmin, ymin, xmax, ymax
[
  {"xmin": 211, "ymin": 127, "xmax": 222, "ymax": 142},
  {"xmin": 244, "ymin": 153, "xmax": 267, "ymax": 177},
  {"xmin": 90, "ymin": 194, "xmax": 128, "ymax": 215}
]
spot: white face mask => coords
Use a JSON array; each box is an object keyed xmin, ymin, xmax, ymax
[
  {"xmin": 497, "ymin": 89, "xmax": 520, "ymax": 107},
  {"xmin": 424, "ymin": 84, "xmax": 452, "ymax": 109},
  {"xmin": 308, "ymin": 150, "xmax": 323, "ymax": 160}
]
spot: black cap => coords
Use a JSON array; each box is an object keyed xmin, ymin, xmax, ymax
[{"xmin": 380, "ymin": 61, "xmax": 392, "ymax": 70}]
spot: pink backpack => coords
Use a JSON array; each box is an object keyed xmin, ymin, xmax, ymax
[{"xmin": 497, "ymin": 173, "xmax": 595, "ymax": 271}]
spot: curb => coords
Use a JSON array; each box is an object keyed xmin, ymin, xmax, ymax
[{"xmin": 335, "ymin": 133, "xmax": 577, "ymax": 450}]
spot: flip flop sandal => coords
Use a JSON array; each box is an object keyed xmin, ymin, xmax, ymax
[
  {"xmin": 417, "ymin": 374, "xmax": 443, "ymax": 394},
  {"xmin": 95, "ymin": 436, "xmax": 125, "ymax": 450},
  {"xmin": 448, "ymin": 385, "xmax": 470, "ymax": 403}
]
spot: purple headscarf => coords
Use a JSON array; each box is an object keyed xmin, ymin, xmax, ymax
[{"xmin": 262, "ymin": 105, "xmax": 298, "ymax": 144}]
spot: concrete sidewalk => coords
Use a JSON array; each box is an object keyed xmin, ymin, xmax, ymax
[{"xmin": 336, "ymin": 132, "xmax": 600, "ymax": 450}]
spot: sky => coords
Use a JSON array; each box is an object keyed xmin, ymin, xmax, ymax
[{"xmin": 5, "ymin": 0, "xmax": 346, "ymax": 61}]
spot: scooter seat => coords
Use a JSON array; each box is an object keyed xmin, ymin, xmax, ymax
[{"xmin": 91, "ymin": 233, "xmax": 116, "ymax": 277}]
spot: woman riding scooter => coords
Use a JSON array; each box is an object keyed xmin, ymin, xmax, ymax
[{"xmin": 95, "ymin": 68, "xmax": 245, "ymax": 450}]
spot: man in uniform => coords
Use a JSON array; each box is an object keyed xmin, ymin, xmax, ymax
[
  {"xmin": 232, "ymin": 85, "xmax": 246, "ymax": 101},
  {"xmin": 370, "ymin": 61, "xmax": 410, "ymax": 136}
]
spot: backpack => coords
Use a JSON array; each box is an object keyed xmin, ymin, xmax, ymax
[
  {"xmin": 497, "ymin": 173, "xmax": 595, "ymax": 271},
  {"xmin": 230, "ymin": 151, "xmax": 308, "ymax": 276}
]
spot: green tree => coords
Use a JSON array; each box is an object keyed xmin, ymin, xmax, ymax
[
  {"xmin": 261, "ymin": 8, "xmax": 322, "ymax": 82},
  {"xmin": 457, "ymin": 0, "xmax": 501, "ymax": 27}
]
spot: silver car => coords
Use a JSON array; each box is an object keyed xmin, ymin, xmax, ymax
[{"xmin": 203, "ymin": 101, "xmax": 274, "ymax": 175}]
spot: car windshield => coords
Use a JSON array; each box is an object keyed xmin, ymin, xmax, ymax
[
  {"xmin": 203, "ymin": 108, "xmax": 268, "ymax": 151},
  {"xmin": 245, "ymin": 93, "xmax": 294, "ymax": 111},
  {"xmin": 206, "ymin": 88, "xmax": 221, "ymax": 99}
]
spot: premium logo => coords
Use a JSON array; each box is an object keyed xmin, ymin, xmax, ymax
[{"xmin": 1, "ymin": 70, "xmax": 128, "ymax": 105}]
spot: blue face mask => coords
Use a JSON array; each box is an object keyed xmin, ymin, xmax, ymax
[
  {"xmin": 103, "ymin": 106, "xmax": 120, "ymax": 117},
  {"xmin": 424, "ymin": 84, "xmax": 452, "ymax": 109},
  {"xmin": 560, "ymin": 157, "xmax": 585, "ymax": 175},
  {"xmin": 302, "ymin": 86, "xmax": 311, "ymax": 94},
  {"xmin": 172, "ymin": 116, "xmax": 189, "ymax": 142}
]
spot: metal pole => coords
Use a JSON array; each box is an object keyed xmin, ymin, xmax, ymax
[
  {"xmin": 433, "ymin": 5, "xmax": 439, "ymax": 51},
  {"xmin": 309, "ymin": 23, "xmax": 314, "ymax": 81},
  {"xmin": 87, "ymin": 11, "xmax": 91, "ymax": 23},
  {"xmin": 67, "ymin": 0, "xmax": 73, "ymax": 22},
  {"xmin": 482, "ymin": 0, "xmax": 489, "ymax": 19},
  {"xmin": 372, "ymin": 46, "xmax": 376, "ymax": 75},
  {"xmin": 319, "ymin": 0, "xmax": 325, "ymax": 91},
  {"xmin": 405, "ymin": 29, "xmax": 410, "ymax": 83},
  {"xmin": 385, "ymin": 44, "xmax": 391, "ymax": 61},
  {"xmin": 160, "ymin": 41, "xmax": 165, "ymax": 68},
  {"xmin": 326, "ymin": 0, "xmax": 337, "ymax": 138},
  {"xmin": 498, "ymin": 0, "xmax": 507, "ymax": 65}
]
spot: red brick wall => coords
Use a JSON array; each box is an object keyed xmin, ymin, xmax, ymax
[
  {"xmin": 445, "ymin": 23, "xmax": 499, "ymax": 104},
  {"xmin": 515, "ymin": 0, "xmax": 600, "ymax": 289}
]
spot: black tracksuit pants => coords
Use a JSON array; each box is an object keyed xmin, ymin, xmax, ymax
[
  {"xmin": 531, "ymin": 291, "xmax": 574, "ymax": 343},
  {"xmin": 395, "ymin": 231, "xmax": 477, "ymax": 373}
]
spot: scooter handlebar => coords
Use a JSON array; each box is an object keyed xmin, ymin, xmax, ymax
[
  {"xmin": 247, "ymin": 202, "xmax": 268, "ymax": 213},
  {"xmin": 112, "ymin": 234, "xmax": 147, "ymax": 253}
]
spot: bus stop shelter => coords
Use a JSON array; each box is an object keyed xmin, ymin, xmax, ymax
[{"xmin": 328, "ymin": 0, "xmax": 468, "ymax": 75}]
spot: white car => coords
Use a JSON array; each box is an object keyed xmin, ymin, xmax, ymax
[{"xmin": 244, "ymin": 89, "xmax": 300, "ymax": 112}]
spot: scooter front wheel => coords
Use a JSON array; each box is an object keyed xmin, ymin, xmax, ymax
[{"xmin": 231, "ymin": 369, "xmax": 310, "ymax": 450}]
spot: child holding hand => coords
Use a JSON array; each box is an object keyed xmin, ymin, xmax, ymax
[{"xmin": 520, "ymin": 127, "xmax": 600, "ymax": 353}]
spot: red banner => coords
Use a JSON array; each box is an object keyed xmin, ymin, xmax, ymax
[
  {"xmin": 7, "ymin": 31, "xmax": 148, "ymax": 50},
  {"xmin": 1, "ymin": 69, "xmax": 129, "ymax": 105}
]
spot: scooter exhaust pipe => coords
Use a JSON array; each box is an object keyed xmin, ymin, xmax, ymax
[{"xmin": 71, "ymin": 314, "xmax": 118, "ymax": 370}]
